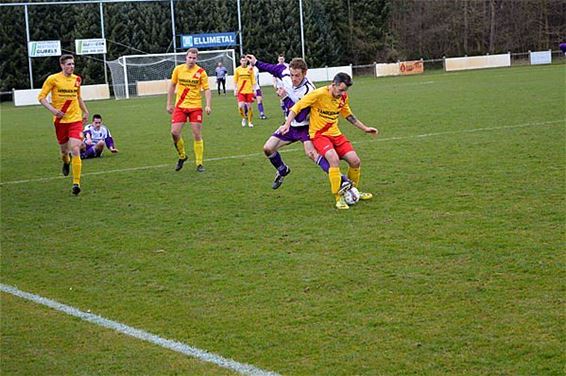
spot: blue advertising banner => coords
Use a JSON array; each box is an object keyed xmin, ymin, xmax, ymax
[{"xmin": 181, "ymin": 32, "xmax": 237, "ymax": 49}]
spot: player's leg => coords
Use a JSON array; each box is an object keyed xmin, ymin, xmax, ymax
[
  {"xmin": 246, "ymin": 100, "xmax": 254, "ymax": 127},
  {"xmin": 313, "ymin": 136, "xmax": 349, "ymax": 209},
  {"xmin": 68, "ymin": 136, "xmax": 82, "ymax": 195},
  {"xmin": 81, "ymin": 144, "xmax": 97, "ymax": 159},
  {"xmin": 256, "ymin": 90, "xmax": 266, "ymax": 119},
  {"xmin": 64, "ymin": 121, "xmax": 84, "ymax": 195},
  {"xmin": 94, "ymin": 140, "xmax": 105, "ymax": 157},
  {"xmin": 342, "ymin": 150, "xmax": 372, "ymax": 201},
  {"xmin": 190, "ymin": 113, "xmax": 205, "ymax": 172},
  {"xmin": 217, "ymin": 80, "xmax": 221, "ymax": 95},
  {"xmin": 221, "ymin": 79, "xmax": 226, "ymax": 95},
  {"xmin": 303, "ymin": 140, "xmax": 352, "ymax": 193},
  {"xmin": 171, "ymin": 119, "xmax": 188, "ymax": 171},
  {"xmin": 54, "ymin": 123, "xmax": 71, "ymax": 176},
  {"xmin": 238, "ymin": 101, "xmax": 247, "ymax": 127},
  {"xmin": 59, "ymin": 142, "xmax": 71, "ymax": 176},
  {"xmin": 264, "ymin": 135, "xmax": 291, "ymax": 189}
]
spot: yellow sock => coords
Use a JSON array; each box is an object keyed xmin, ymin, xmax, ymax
[
  {"xmin": 329, "ymin": 167, "xmax": 342, "ymax": 195},
  {"xmin": 247, "ymin": 107, "xmax": 253, "ymax": 123},
  {"xmin": 175, "ymin": 138, "xmax": 186, "ymax": 159},
  {"xmin": 239, "ymin": 107, "xmax": 246, "ymax": 119},
  {"xmin": 62, "ymin": 154, "xmax": 70, "ymax": 164},
  {"xmin": 348, "ymin": 167, "xmax": 361, "ymax": 187},
  {"xmin": 71, "ymin": 156, "xmax": 81, "ymax": 185},
  {"xmin": 194, "ymin": 140, "xmax": 204, "ymax": 166}
]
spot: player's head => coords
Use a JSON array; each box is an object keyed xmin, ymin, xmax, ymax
[
  {"xmin": 217, "ymin": 62, "xmax": 223, "ymax": 67},
  {"xmin": 92, "ymin": 114, "xmax": 102, "ymax": 129},
  {"xmin": 289, "ymin": 58, "xmax": 308, "ymax": 87},
  {"xmin": 240, "ymin": 56, "xmax": 248, "ymax": 67},
  {"xmin": 330, "ymin": 72, "xmax": 353, "ymax": 98},
  {"xmin": 59, "ymin": 54, "xmax": 75, "ymax": 76},
  {"xmin": 186, "ymin": 48, "xmax": 198, "ymax": 67},
  {"xmin": 277, "ymin": 54, "xmax": 285, "ymax": 64}
]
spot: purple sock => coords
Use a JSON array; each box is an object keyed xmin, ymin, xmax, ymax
[
  {"xmin": 316, "ymin": 155, "xmax": 330, "ymax": 173},
  {"xmin": 268, "ymin": 152, "xmax": 288, "ymax": 174},
  {"xmin": 258, "ymin": 102, "xmax": 265, "ymax": 115}
]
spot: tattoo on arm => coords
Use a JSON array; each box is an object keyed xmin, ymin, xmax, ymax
[{"xmin": 346, "ymin": 114, "xmax": 358, "ymax": 124}]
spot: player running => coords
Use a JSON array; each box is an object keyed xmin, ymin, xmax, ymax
[{"xmin": 38, "ymin": 54, "xmax": 89, "ymax": 195}]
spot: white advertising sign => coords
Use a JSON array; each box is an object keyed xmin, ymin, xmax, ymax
[
  {"xmin": 75, "ymin": 39, "xmax": 107, "ymax": 55},
  {"xmin": 28, "ymin": 40, "xmax": 61, "ymax": 57},
  {"xmin": 529, "ymin": 50, "xmax": 552, "ymax": 65}
]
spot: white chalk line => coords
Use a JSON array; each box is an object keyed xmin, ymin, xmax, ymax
[
  {"xmin": 0, "ymin": 283, "xmax": 280, "ymax": 376},
  {"xmin": 1, "ymin": 119, "xmax": 563, "ymax": 186}
]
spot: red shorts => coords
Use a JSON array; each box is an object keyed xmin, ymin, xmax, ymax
[
  {"xmin": 54, "ymin": 121, "xmax": 83, "ymax": 145},
  {"xmin": 172, "ymin": 107, "xmax": 203, "ymax": 124},
  {"xmin": 311, "ymin": 134, "xmax": 354, "ymax": 158},
  {"xmin": 237, "ymin": 93, "xmax": 255, "ymax": 103}
]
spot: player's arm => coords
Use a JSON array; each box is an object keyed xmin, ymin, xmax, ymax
[
  {"xmin": 104, "ymin": 130, "xmax": 118, "ymax": 153},
  {"xmin": 166, "ymin": 68, "xmax": 179, "ymax": 113},
  {"xmin": 78, "ymin": 96, "xmax": 89, "ymax": 124},
  {"xmin": 250, "ymin": 58, "xmax": 287, "ymax": 79},
  {"xmin": 84, "ymin": 129, "xmax": 93, "ymax": 145},
  {"xmin": 200, "ymin": 72, "xmax": 212, "ymax": 114},
  {"xmin": 233, "ymin": 70, "xmax": 239, "ymax": 96},
  {"xmin": 38, "ymin": 79, "xmax": 65, "ymax": 118},
  {"xmin": 204, "ymin": 88, "xmax": 212, "ymax": 115},
  {"xmin": 166, "ymin": 80, "xmax": 176, "ymax": 114},
  {"xmin": 279, "ymin": 92, "xmax": 316, "ymax": 134},
  {"xmin": 345, "ymin": 114, "xmax": 378, "ymax": 137}
]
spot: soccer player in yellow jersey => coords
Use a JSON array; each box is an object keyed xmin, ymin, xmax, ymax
[
  {"xmin": 279, "ymin": 73, "xmax": 378, "ymax": 209},
  {"xmin": 38, "ymin": 54, "xmax": 89, "ymax": 195},
  {"xmin": 233, "ymin": 56, "xmax": 256, "ymax": 128},
  {"xmin": 166, "ymin": 48, "xmax": 212, "ymax": 172}
]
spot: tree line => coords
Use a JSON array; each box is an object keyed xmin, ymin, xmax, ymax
[{"xmin": 0, "ymin": 0, "xmax": 563, "ymax": 92}]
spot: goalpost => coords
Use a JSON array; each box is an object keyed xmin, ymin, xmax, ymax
[{"xmin": 106, "ymin": 49, "xmax": 236, "ymax": 99}]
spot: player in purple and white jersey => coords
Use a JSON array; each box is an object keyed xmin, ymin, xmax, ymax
[
  {"xmin": 80, "ymin": 114, "xmax": 118, "ymax": 159},
  {"xmin": 253, "ymin": 66, "xmax": 267, "ymax": 119},
  {"xmin": 246, "ymin": 54, "xmax": 351, "ymax": 191}
]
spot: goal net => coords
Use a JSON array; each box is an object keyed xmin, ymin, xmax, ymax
[{"xmin": 106, "ymin": 49, "xmax": 236, "ymax": 99}]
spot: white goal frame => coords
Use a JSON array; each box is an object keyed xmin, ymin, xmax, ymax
[{"xmin": 107, "ymin": 49, "xmax": 236, "ymax": 99}]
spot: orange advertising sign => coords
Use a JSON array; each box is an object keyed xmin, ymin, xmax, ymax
[{"xmin": 400, "ymin": 60, "xmax": 424, "ymax": 75}]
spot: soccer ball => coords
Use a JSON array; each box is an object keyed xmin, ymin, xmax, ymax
[{"xmin": 343, "ymin": 187, "xmax": 360, "ymax": 205}]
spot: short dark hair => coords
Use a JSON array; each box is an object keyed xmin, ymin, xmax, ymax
[
  {"xmin": 92, "ymin": 114, "xmax": 102, "ymax": 121},
  {"xmin": 333, "ymin": 72, "xmax": 353, "ymax": 87},
  {"xmin": 59, "ymin": 54, "xmax": 74, "ymax": 65},
  {"xmin": 289, "ymin": 58, "xmax": 308, "ymax": 72}
]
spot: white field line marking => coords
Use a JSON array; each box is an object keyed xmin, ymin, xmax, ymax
[
  {"xmin": 1, "ymin": 119, "xmax": 563, "ymax": 186},
  {"xmin": 1, "ymin": 283, "xmax": 280, "ymax": 376}
]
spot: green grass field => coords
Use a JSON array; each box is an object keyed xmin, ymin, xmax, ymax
[{"xmin": 1, "ymin": 64, "xmax": 564, "ymax": 375}]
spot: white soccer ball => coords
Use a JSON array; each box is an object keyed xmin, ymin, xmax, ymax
[{"xmin": 343, "ymin": 187, "xmax": 360, "ymax": 205}]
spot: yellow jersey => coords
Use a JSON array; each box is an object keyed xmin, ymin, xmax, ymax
[
  {"xmin": 38, "ymin": 72, "xmax": 83, "ymax": 123},
  {"xmin": 290, "ymin": 86, "xmax": 353, "ymax": 138},
  {"xmin": 234, "ymin": 66, "xmax": 255, "ymax": 95},
  {"xmin": 171, "ymin": 64, "xmax": 209, "ymax": 109}
]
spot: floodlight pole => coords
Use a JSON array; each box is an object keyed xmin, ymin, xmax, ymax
[
  {"xmin": 299, "ymin": 0, "xmax": 305, "ymax": 59},
  {"xmin": 24, "ymin": 4, "xmax": 33, "ymax": 89},
  {"xmin": 170, "ymin": 0, "xmax": 177, "ymax": 64},
  {"xmin": 237, "ymin": 0, "xmax": 243, "ymax": 56},
  {"xmin": 100, "ymin": 1, "xmax": 108, "ymax": 84}
]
